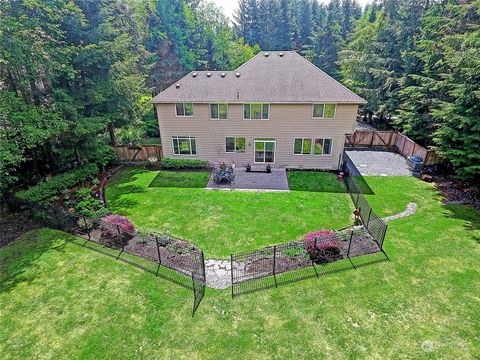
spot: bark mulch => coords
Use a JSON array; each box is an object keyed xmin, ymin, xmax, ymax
[{"xmin": 0, "ymin": 211, "xmax": 41, "ymax": 248}]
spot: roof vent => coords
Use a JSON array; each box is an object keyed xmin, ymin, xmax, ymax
[
  {"xmin": 192, "ymin": 72, "xmax": 197, "ymax": 78},
  {"xmin": 221, "ymin": 72, "xmax": 226, "ymax": 78},
  {"xmin": 264, "ymin": 52, "xmax": 269, "ymax": 57},
  {"xmin": 279, "ymin": 52, "xmax": 284, "ymax": 57},
  {"xmin": 206, "ymin": 72, "xmax": 211, "ymax": 77},
  {"xmin": 175, "ymin": 83, "xmax": 180, "ymax": 89},
  {"xmin": 235, "ymin": 72, "xmax": 240, "ymax": 78}
]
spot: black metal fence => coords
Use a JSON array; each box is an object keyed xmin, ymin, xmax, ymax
[
  {"xmin": 231, "ymin": 227, "xmax": 386, "ymax": 296},
  {"xmin": 5, "ymin": 195, "xmax": 206, "ymax": 316},
  {"xmin": 342, "ymin": 152, "xmax": 388, "ymax": 249}
]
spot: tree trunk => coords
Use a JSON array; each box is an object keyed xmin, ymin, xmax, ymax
[{"xmin": 108, "ymin": 123, "xmax": 116, "ymax": 146}]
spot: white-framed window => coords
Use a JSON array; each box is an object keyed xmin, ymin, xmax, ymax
[
  {"xmin": 314, "ymin": 138, "xmax": 333, "ymax": 155},
  {"xmin": 312, "ymin": 104, "xmax": 336, "ymax": 118},
  {"xmin": 175, "ymin": 103, "xmax": 193, "ymax": 117},
  {"xmin": 293, "ymin": 138, "xmax": 312, "ymax": 155},
  {"xmin": 225, "ymin": 137, "xmax": 246, "ymax": 153},
  {"xmin": 243, "ymin": 103, "xmax": 269, "ymax": 120},
  {"xmin": 172, "ymin": 136, "xmax": 197, "ymax": 155},
  {"xmin": 210, "ymin": 104, "xmax": 228, "ymax": 119}
]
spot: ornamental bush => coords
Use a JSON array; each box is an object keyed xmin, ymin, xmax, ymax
[
  {"xmin": 160, "ymin": 158, "xmax": 209, "ymax": 170},
  {"xmin": 303, "ymin": 230, "xmax": 341, "ymax": 264},
  {"xmin": 16, "ymin": 163, "xmax": 99, "ymax": 203},
  {"xmin": 100, "ymin": 214, "xmax": 135, "ymax": 247}
]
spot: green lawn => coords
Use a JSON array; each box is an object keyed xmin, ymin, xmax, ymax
[
  {"xmin": 106, "ymin": 167, "xmax": 355, "ymax": 257},
  {"xmin": 287, "ymin": 170, "xmax": 347, "ymax": 192},
  {"xmin": 1, "ymin": 176, "xmax": 479, "ymax": 359},
  {"xmin": 149, "ymin": 170, "xmax": 211, "ymax": 188}
]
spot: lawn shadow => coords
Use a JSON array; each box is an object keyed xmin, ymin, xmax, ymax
[
  {"xmin": 0, "ymin": 228, "xmax": 67, "ymax": 293},
  {"xmin": 442, "ymin": 203, "xmax": 480, "ymax": 244}
]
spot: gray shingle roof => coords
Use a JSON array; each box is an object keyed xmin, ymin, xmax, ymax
[{"xmin": 152, "ymin": 51, "xmax": 367, "ymax": 104}]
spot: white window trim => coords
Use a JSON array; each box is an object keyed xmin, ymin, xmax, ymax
[
  {"xmin": 171, "ymin": 136, "xmax": 197, "ymax": 156},
  {"xmin": 313, "ymin": 138, "xmax": 334, "ymax": 156},
  {"xmin": 225, "ymin": 136, "xmax": 246, "ymax": 153},
  {"xmin": 210, "ymin": 103, "xmax": 229, "ymax": 120},
  {"xmin": 293, "ymin": 138, "xmax": 313, "ymax": 155},
  {"xmin": 174, "ymin": 103, "xmax": 194, "ymax": 117},
  {"xmin": 243, "ymin": 103, "xmax": 270, "ymax": 120},
  {"xmin": 312, "ymin": 103, "xmax": 336, "ymax": 119},
  {"xmin": 253, "ymin": 138, "xmax": 276, "ymax": 164}
]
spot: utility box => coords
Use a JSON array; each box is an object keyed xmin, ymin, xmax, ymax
[{"xmin": 406, "ymin": 156, "xmax": 423, "ymax": 173}]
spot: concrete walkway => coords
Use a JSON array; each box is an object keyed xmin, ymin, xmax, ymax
[
  {"xmin": 346, "ymin": 150, "xmax": 413, "ymax": 176},
  {"xmin": 206, "ymin": 168, "xmax": 290, "ymax": 191}
]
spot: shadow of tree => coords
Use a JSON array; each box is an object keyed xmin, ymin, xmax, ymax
[
  {"xmin": 0, "ymin": 229, "xmax": 67, "ymax": 293},
  {"xmin": 442, "ymin": 203, "xmax": 480, "ymax": 244}
]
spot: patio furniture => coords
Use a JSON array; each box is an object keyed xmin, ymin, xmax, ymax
[{"xmin": 213, "ymin": 166, "xmax": 235, "ymax": 189}]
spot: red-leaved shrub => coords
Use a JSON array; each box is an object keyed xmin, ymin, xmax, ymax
[
  {"xmin": 100, "ymin": 215, "xmax": 135, "ymax": 247},
  {"xmin": 303, "ymin": 230, "xmax": 341, "ymax": 264}
]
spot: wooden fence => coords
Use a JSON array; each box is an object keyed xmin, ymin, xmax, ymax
[
  {"xmin": 345, "ymin": 131, "xmax": 447, "ymax": 167},
  {"xmin": 115, "ymin": 145, "xmax": 163, "ymax": 162}
]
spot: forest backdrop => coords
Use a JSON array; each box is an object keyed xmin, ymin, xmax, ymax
[{"xmin": 0, "ymin": 0, "xmax": 479, "ymax": 191}]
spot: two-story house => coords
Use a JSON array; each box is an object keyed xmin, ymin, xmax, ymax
[{"xmin": 152, "ymin": 51, "xmax": 366, "ymax": 170}]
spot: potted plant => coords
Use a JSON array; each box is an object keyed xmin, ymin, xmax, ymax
[
  {"xmin": 266, "ymin": 164, "xmax": 271, "ymax": 173},
  {"xmin": 246, "ymin": 163, "xmax": 251, "ymax": 172}
]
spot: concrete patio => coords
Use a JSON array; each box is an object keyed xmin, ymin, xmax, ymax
[{"xmin": 206, "ymin": 168, "xmax": 290, "ymax": 191}]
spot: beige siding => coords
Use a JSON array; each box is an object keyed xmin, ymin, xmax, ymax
[{"xmin": 156, "ymin": 103, "xmax": 358, "ymax": 170}]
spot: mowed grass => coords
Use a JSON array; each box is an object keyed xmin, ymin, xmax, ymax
[
  {"xmin": 106, "ymin": 167, "xmax": 355, "ymax": 257},
  {"xmin": 1, "ymin": 176, "xmax": 479, "ymax": 359},
  {"xmin": 287, "ymin": 170, "xmax": 347, "ymax": 192},
  {"xmin": 149, "ymin": 170, "xmax": 211, "ymax": 188}
]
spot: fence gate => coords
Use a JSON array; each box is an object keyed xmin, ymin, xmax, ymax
[{"xmin": 191, "ymin": 251, "xmax": 206, "ymax": 316}]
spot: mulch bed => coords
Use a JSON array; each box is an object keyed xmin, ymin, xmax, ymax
[
  {"xmin": 0, "ymin": 211, "xmax": 41, "ymax": 248},
  {"xmin": 434, "ymin": 177, "xmax": 480, "ymax": 210}
]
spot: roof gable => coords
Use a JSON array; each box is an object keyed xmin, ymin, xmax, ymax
[{"xmin": 152, "ymin": 51, "xmax": 366, "ymax": 104}]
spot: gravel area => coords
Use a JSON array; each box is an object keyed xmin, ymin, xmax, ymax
[
  {"xmin": 346, "ymin": 150, "xmax": 413, "ymax": 176},
  {"xmin": 355, "ymin": 121, "xmax": 377, "ymax": 131}
]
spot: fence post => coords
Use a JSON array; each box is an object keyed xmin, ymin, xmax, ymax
[
  {"xmin": 116, "ymin": 224, "xmax": 124, "ymax": 259},
  {"xmin": 52, "ymin": 207, "xmax": 61, "ymax": 229},
  {"xmin": 82, "ymin": 216, "xmax": 91, "ymax": 241},
  {"xmin": 366, "ymin": 208, "xmax": 372, "ymax": 228},
  {"xmin": 155, "ymin": 236, "xmax": 162, "ymax": 276},
  {"xmin": 272, "ymin": 246, "xmax": 278, "ymax": 288},
  {"xmin": 346, "ymin": 231, "xmax": 356, "ymax": 270},
  {"xmin": 230, "ymin": 254, "xmax": 234, "ymax": 298},
  {"xmin": 312, "ymin": 238, "xmax": 319, "ymax": 278}
]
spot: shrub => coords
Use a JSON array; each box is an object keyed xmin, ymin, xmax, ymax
[
  {"xmin": 160, "ymin": 158, "xmax": 209, "ymax": 170},
  {"xmin": 303, "ymin": 230, "xmax": 341, "ymax": 264},
  {"xmin": 16, "ymin": 163, "xmax": 99, "ymax": 203},
  {"xmin": 74, "ymin": 187, "xmax": 109, "ymax": 219},
  {"xmin": 100, "ymin": 215, "xmax": 135, "ymax": 247},
  {"xmin": 145, "ymin": 156, "xmax": 159, "ymax": 170}
]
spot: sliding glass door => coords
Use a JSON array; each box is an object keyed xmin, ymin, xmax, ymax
[{"xmin": 254, "ymin": 139, "xmax": 275, "ymax": 163}]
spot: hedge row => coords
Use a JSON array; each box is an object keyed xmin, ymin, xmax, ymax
[
  {"xmin": 16, "ymin": 163, "xmax": 99, "ymax": 203},
  {"xmin": 160, "ymin": 158, "xmax": 209, "ymax": 170}
]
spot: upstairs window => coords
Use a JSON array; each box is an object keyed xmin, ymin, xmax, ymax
[
  {"xmin": 314, "ymin": 138, "xmax": 332, "ymax": 155},
  {"xmin": 313, "ymin": 104, "xmax": 336, "ymax": 118},
  {"xmin": 210, "ymin": 104, "xmax": 228, "ymax": 119},
  {"xmin": 175, "ymin": 103, "xmax": 193, "ymax": 117},
  {"xmin": 172, "ymin": 136, "xmax": 196, "ymax": 155},
  {"xmin": 244, "ymin": 103, "xmax": 269, "ymax": 120},
  {"xmin": 225, "ymin": 137, "xmax": 246, "ymax": 153},
  {"xmin": 293, "ymin": 138, "xmax": 312, "ymax": 155}
]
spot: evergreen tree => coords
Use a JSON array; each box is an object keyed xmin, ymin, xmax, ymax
[{"xmin": 277, "ymin": 0, "xmax": 293, "ymax": 49}]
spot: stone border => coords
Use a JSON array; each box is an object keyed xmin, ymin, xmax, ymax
[{"xmin": 382, "ymin": 202, "xmax": 417, "ymax": 222}]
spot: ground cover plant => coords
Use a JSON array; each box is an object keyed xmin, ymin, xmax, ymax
[
  {"xmin": 15, "ymin": 163, "xmax": 99, "ymax": 203},
  {"xmin": 1, "ymin": 176, "xmax": 479, "ymax": 359},
  {"xmin": 105, "ymin": 167, "xmax": 355, "ymax": 257}
]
